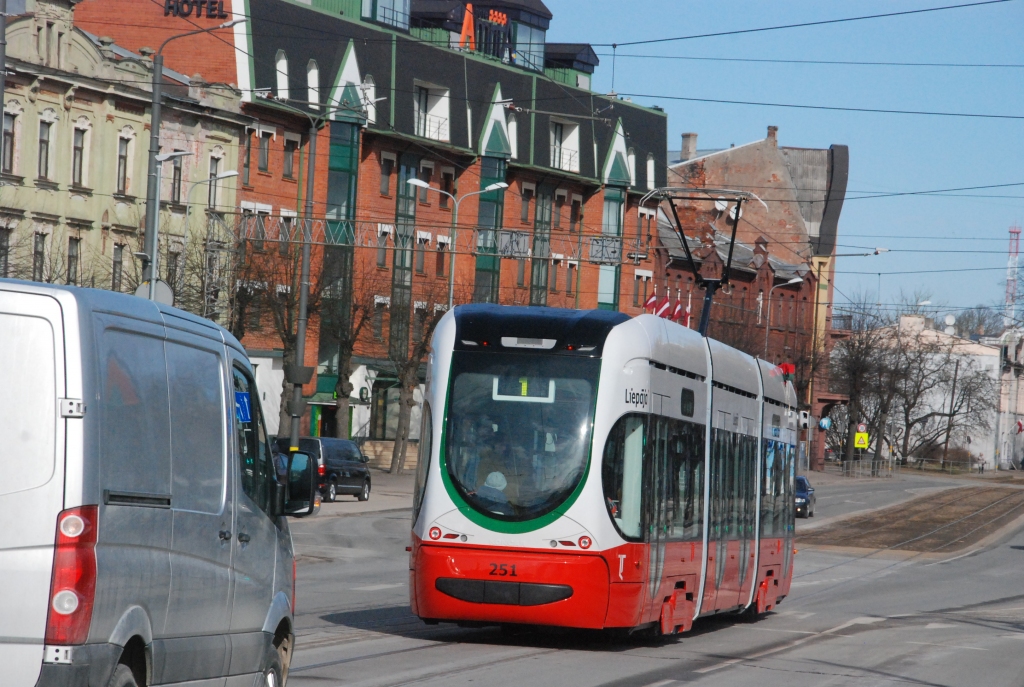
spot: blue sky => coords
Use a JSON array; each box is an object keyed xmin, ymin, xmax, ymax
[{"xmin": 544, "ymin": 0, "xmax": 1023, "ymax": 318}]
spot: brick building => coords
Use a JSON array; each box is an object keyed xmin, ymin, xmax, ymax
[
  {"xmin": 75, "ymin": 0, "xmax": 668, "ymax": 450},
  {"xmin": 663, "ymin": 126, "xmax": 849, "ymax": 471}
]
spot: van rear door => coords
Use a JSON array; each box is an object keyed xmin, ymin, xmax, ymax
[{"xmin": 0, "ymin": 291, "xmax": 67, "ymax": 687}]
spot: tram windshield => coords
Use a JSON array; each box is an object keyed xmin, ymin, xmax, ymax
[{"xmin": 445, "ymin": 351, "xmax": 599, "ymax": 522}]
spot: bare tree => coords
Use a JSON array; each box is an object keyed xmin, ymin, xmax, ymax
[{"xmin": 953, "ymin": 304, "xmax": 1004, "ymax": 340}]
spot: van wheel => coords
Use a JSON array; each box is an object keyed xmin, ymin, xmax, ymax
[
  {"xmin": 358, "ymin": 480, "xmax": 370, "ymax": 502},
  {"xmin": 325, "ymin": 480, "xmax": 337, "ymax": 503},
  {"xmin": 262, "ymin": 638, "xmax": 286, "ymax": 687},
  {"xmin": 107, "ymin": 664, "xmax": 140, "ymax": 687}
]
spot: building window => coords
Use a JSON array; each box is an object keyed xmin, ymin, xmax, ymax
[
  {"xmin": 111, "ymin": 244, "xmax": 123, "ymax": 291},
  {"xmin": 513, "ymin": 21, "xmax": 545, "ymax": 71},
  {"xmin": 37, "ymin": 121, "xmax": 51, "ymax": 180},
  {"xmin": 242, "ymin": 132, "xmax": 252, "ymax": 185},
  {"xmin": 373, "ymin": 300, "xmax": 385, "ymax": 340},
  {"xmin": 167, "ymin": 248, "xmax": 181, "ymax": 291},
  {"xmin": 553, "ymin": 194, "xmax": 564, "ymax": 228},
  {"xmin": 307, "ymin": 59, "xmax": 320, "ymax": 109},
  {"xmin": 417, "ymin": 163, "xmax": 432, "ymax": 203},
  {"xmin": 72, "ymin": 128, "xmax": 85, "ymax": 187},
  {"xmin": 208, "ymin": 156, "xmax": 221, "ymax": 208},
  {"xmin": 0, "ymin": 228, "xmax": 10, "ymax": 277},
  {"xmin": 567, "ymin": 262, "xmax": 576, "ymax": 295},
  {"xmin": 508, "ymin": 114, "xmax": 518, "ymax": 159},
  {"xmin": 66, "ymin": 237, "xmax": 79, "ymax": 285},
  {"xmin": 171, "ymin": 152, "xmax": 183, "ymax": 203},
  {"xmin": 380, "ymin": 154, "xmax": 394, "ymax": 195},
  {"xmin": 279, "ymin": 214, "xmax": 293, "ymax": 256},
  {"xmin": 598, "ymin": 188, "xmax": 624, "ymax": 311},
  {"xmin": 32, "ymin": 232, "xmax": 45, "ymax": 281},
  {"xmin": 473, "ymin": 156, "xmax": 506, "ymax": 304},
  {"xmin": 376, "ymin": 226, "xmax": 391, "ymax": 267},
  {"xmin": 415, "ymin": 234, "xmax": 427, "ymax": 274},
  {"xmin": 530, "ymin": 191, "xmax": 552, "ymax": 306},
  {"xmin": 435, "ymin": 240, "xmax": 446, "ymax": 277},
  {"xmin": 2, "ymin": 114, "xmax": 15, "ymax": 174},
  {"xmin": 627, "ymin": 148, "xmax": 636, "ymax": 186},
  {"xmin": 326, "ymin": 122, "xmax": 360, "ymax": 222},
  {"xmin": 116, "ymin": 137, "xmax": 129, "ymax": 194},
  {"xmin": 258, "ymin": 132, "xmax": 271, "ymax": 172},
  {"xmin": 440, "ymin": 169, "xmax": 454, "ymax": 208},
  {"xmin": 412, "ymin": 305, "xmax": 425, "ymax": 344},
  {"xmin": 366, "ymin": 0, "xmax": 410, "ymax": 31},
  {"xmin": 521, "ymin": 185, "xmax": 533, "ymax": 223},
  {"xmin": 283, "ymin": 137, "xmax": 297, "ymax": 179},
  {"xmin": 569, "ymin": 197, "xmax": 582, "ymax": 231},
  {"xmin": 516, "ymin": 258, "xmax": 525, "ymax": 287},
  {"xmin": 275, "ymin": 50, "xmax": 289, "ymax": 100},
  {"xmin": 413, "ymin": 83, "xmax": 450, "ymax": 142},
  {"xmin": 550, "ymin": 120, "xmax": 580, "ymax": 172},
  {"xmin": 549, "ymin": 258, "xmax": 559, "ymax": 293},
  {"xmin": 646, "ymin": 153, "xmax": 656, "ymax": 191}
]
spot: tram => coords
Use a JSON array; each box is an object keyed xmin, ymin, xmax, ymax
[{"xmin": 409, "ymin": 305, "xmax": 796, "ymax": 634}]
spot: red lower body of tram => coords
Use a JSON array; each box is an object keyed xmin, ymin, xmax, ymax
[{"xmin": 410, "ymin": 536, "xmax": 793, "ymax": 632}]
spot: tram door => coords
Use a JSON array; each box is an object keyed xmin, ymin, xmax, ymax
[
  {"xmin": 702, "ymin": 423, "xmax": 728, "ymax": 613},
  {"xmin": 645, "ymin": 416, "xmax": 670, "ymax": 621}
]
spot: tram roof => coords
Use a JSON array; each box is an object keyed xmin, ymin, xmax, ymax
[{"xmin": 453, "ymin": 305, "xmax": 628, "ymax": 357}]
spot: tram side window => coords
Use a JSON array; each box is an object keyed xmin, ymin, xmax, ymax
[
  {"xmin": 413, "ymin": 403, "xmax": 432, "ymax": 522},
  {"xmin": 737, "ymin": 434, "xmax": 757, "ymax": 540},
  {"xmin": 602, "ymin": 413, "xmax": 645, "ymax": 540},
  {"xmin": 709, "ymin": 428, "xmax": 728, "ymax": 540},
  {"xmin": 760, "ymin": 439, "xmax": 778, "ymax": 537},
  {"xmin": 669, "ymin": 422, "xmax": 704, "ymax": 540},
  {"xmin": 784, "ymin": 443, "xmax": 796, "ymax": 534}
]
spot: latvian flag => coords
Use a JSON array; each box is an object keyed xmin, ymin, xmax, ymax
[
  {"xmin": 644, "ymin": 285, "xmax": 658, "ymax": 313},
  {"xmin": 655, "ymin": 293, "xmax": 672, "ymax": 318},
  {"xmin": 671, "ymin": 291, "xmax": 683, "ymax": 322}
]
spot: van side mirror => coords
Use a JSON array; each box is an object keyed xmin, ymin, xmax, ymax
[{"xmin": 284, "ymin": 451, "xmax": 316, "ymax": 516}]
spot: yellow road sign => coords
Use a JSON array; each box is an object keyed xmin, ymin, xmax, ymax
[{"xmin": 854, "ymin": 432, "xmax": 869, "ymax": 449}]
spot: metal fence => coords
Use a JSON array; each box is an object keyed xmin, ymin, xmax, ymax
[{"xmin": 825, "ymin": 457, "xmax": 902, "ymax": 478}]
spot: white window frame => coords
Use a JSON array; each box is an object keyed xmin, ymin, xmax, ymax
[
  {"xmin": 275, "ymin": 50, "xmax": 289, "ymax": 100},
  {"xmin": 412, "ymin": 80, "xmax": 450, "ymax": 142}
]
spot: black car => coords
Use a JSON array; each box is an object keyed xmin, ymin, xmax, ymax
[
  {"xmin": 276, "ymin": 437, "xmax": 371, "ymax": 502},
  {"xmin": 795, "ymin": 475, "xmax": 815, "ymax": 518}
]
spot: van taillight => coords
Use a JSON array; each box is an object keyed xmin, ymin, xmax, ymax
[
  {"xmin": 317, "ymin": 463, "xmax": 325, "ymax": 476},
  {"xmin": 44, "ymin": 506, "xmax": 98, "ymax": 645}
]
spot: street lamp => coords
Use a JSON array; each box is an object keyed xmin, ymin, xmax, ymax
[
  {"xmin": 142, "ymin": 18, "xmax": 246, "ymax": 293},
  {"xmin": 406, "ymin": 178, "xmax": 508, "ymax": 308},
  {"xmin": 764, "ymin": 277, "xmax": 804, "ymax": 359},
  {"xmin": 184, "ymin": 169, "xmax": 239, "ymax": 229},
  {"xmin": 140, "ymin": 150, "xmax": 193, "ymax": 300}
]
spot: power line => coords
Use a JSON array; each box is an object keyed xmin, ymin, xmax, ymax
[
  {"xmin": 620, "ymin": 91, "xmax": 1024, "ymax": 121},
  {"xmin": 597, "ymin": 0, "xmax": 1015, "ymax": 47},
  {"xmin": 594, "ymin": 53, "xmax": 1024, "ymax": 69}
]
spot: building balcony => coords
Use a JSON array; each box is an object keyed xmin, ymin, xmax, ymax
[
  {"xmin": 415, "ymin": 113, "xmax": 449, "ymax": 142},
  {"xmin": 550, "ymin": 147, "xmax": 579, "ymax": 173}
]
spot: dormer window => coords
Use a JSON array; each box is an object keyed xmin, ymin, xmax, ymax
[
  {"xmin": 363, "ymin": 0, "xmax": 410, "ymax": 30},
  {"xmin": 413, "ymin": 83, "xmax": 449, "ymax": 142},
  {"xmin": 549, "ymin": 119, "xmax": 579, "ymax": 173},
  {"xmin": 513, "ymin": 21, "xmax": 545, "ymax": 71},
  {"xmin": 275, "ymin": 50, "xmax": 289, "ymax": 100}
]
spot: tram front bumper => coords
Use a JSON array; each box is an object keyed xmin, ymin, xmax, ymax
[{"xmin": 412, "ymin": 543, "xmax": 611, "ymax": 629}]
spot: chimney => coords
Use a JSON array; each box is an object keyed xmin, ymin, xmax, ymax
[
  {"xmin": 767, "ymin": 125, "xmax": 778, "ymax": 144},
  {"xmin": 681, "ymin": 132, "xmax": 697, "ymax": 161}
]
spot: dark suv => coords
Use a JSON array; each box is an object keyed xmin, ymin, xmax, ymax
[
  {"xmin": 795, "ymin": 475, "xmax": 815, "ymax": 518},
  {"xmin": 276, "ymin": 437, "xmax": 372, "ymax": 502}
]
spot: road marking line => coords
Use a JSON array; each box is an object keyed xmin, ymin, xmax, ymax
[
  {"xmin": 352, "ymin": 583, "xmax": 406, "ymax": 591},
  {"xmin": 907, "ymin": 641, "xmax": 987, "ymax": 651},
  {"xmin": 694, "ymin": 616, "xmax": 884, "ymax": 674},
  {"xmin": 924, "ymin": 623, "xmax": 957, "ymax": 629},
  {"xmin": 642, "ymin": 680, "xmax": 679, "ymax": 687}
]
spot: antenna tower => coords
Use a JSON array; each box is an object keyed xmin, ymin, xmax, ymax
[{"xmin": 1006, "ymin": 224, "xmax": 1021, "ymax": 327}]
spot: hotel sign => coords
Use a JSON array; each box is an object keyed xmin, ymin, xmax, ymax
[{"xmin": 164, "ymin": 0, "xmax": 230, "ymax": 19}]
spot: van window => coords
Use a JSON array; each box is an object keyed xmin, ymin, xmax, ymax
[
  {"xmin": 167, "ymin": 342, "xmax": 226, "ymax": 513},
  {"xmin": 0, "ymin": 312, "xmax": 56, "ymax": 495},
  {"xmin": 100, "ymin": 330, "xmax": 171, "ymax": 496},
  {"xmin": 232, "ymin": 367, "xmax": 273, "ymax": 515}
]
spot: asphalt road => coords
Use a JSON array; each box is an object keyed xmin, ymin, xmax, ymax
[{"xmin": 287, "ymin": 471, "xmax": 1024, "ymax": 687}]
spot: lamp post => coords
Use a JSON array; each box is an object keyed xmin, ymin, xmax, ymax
[
  {"xmin": 143, "ymin": 150, "xmax": 192, "ymax": 300},
  {"xmin": 142, "ymin": 19, "xmax": 246, "ymax": 293},
  {"xmin": 406, "ymin": 178, "xmax": 508, "ymax": 309},
  {"xmin": 763, "ymin": 276, "xmax": 803, "ymax": 359}
]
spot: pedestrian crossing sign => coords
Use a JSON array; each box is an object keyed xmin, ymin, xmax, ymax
[{"xmin": 854, "ymin": 432, "xmax": 869, "ymax": 449}]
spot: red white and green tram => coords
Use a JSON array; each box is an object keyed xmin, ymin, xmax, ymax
[{"xmin": 410, "ymin": 305, "xmax": 797, "ymax": 634}]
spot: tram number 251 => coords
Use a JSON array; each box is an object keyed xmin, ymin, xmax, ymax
[{"xmin": 488, "ymin": 563, "xmax": 518, "ymax": 577}]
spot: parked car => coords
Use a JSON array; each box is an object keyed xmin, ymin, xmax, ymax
[
  {"xmin": 276, "ymin": 436, "xmax": 372, "ymax": 503},
  {"xmin": 795, "ymin": 475, "xmax": 816, "ymax": 518},
  {"xmin": 0, "ymin": 280, "xmax": 316, "ymax": 687}
]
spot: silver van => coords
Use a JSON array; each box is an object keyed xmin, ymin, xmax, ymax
[{"xmin": 0, "ymin": 280, "xmax": 315, "ymax": 687}]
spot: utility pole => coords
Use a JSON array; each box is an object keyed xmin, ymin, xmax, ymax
[{"xmin": 941, "ymin": 357, "xmax": 960, "ymax": 470}]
